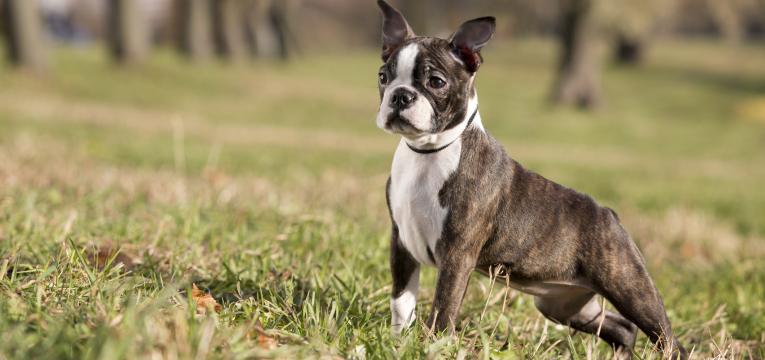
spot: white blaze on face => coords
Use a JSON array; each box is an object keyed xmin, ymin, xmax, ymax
[{"xmin": 376, "ymin": 43, "xmax": 435, "ymax": 133}]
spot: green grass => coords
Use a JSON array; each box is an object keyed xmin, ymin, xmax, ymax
[{"xmin": 1, "ymin": 39, "xmax": 764, "ymax": 358}]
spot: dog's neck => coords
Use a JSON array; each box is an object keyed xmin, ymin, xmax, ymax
[{"xmin": 402, "ymin": 96, "xmax": 483, "ymax": 151}]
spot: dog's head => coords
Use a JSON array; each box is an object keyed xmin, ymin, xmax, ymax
[{"xmin": 375, "ymin": 0, "xmax": 495, "ymax": 140}]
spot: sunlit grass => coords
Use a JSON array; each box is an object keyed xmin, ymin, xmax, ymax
[{"xmin": 0, "ymin": 39, "xmax": 764, "ymax": 358}]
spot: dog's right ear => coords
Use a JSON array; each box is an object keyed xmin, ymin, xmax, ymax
[{"xmin": 378, "ymin": 0, "xmax": 414, "ymax": 62}]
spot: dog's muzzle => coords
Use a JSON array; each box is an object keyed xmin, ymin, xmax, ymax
[{"xmin": 389, "ymin": 87, "xmax": 416, "ymax": 110}]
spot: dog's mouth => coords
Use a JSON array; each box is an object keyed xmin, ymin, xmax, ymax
[{"xmin": 384, "ymin": 113, "xmax": 420, "ymax": 136}]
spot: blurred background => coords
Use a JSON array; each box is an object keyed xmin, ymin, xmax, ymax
[{"xmin": 1, "ymin": 0, "xmax": 765, "ymax": 358}]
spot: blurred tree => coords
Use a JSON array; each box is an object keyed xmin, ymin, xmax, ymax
[
  {"xmin": 670, "ymin": 0, "xmax": 762, "ymax": 43},
  {"xmin": 68, "ymin": 0, "xmax": 106, "ymax": 40},
  {"xmin": 551, "ymin": 0, "xmax": 601, "ymax": 109},
  {"xmin": 705, "ymin": 0, "xmax": 758, "ymax": 44},
  {"xmin": 600, "ymin": 0, "xmax": 675, "ymax": 65},
  {"xmin": 175, "ymin": 0, "xmax": 213, "ymax": 61},
  {"xmin": 613, "ymin": 34, "xmax": 643, "ymax": 65},
  {"xmin": 1, "ymin": 0, "xmax": 48, "ymax": 71},
  {"xmin": 243, "ymin": 0, "xmax": 268, "ymax": 56},
  {"xmin": 268, "ymin": 0, "xmax": 297, "ymax": 60},
  {"xmin": 241, "ymin": 0, "xmax": 291, "ymax": 59},
  {"xmin": 107, "ymin": 0, "xmax": 148, "ymax": 64},
  {"xmin": 211, "ymin": 0, "xmax": 247, "ymax": 61},
  {"xmin": 707, "ymin": 0, "xmax": 743, "ymax": 44}
]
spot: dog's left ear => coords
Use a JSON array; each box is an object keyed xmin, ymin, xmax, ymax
[{"xmin": 449, "ymin": 17, "xmax": 496, "ymax": 73}]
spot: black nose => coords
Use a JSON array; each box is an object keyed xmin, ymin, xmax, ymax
[{"xmin": 390, "ymin": 88, "xmax": 416, "ymax": 109}]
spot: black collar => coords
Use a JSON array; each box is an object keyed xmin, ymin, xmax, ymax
[{"xmin": 406, "ymin": 108, "xmax": 478, "ymax": 154}]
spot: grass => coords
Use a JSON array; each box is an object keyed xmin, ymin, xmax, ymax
[{"xmin": 1, "ymin": 38, "xmax": 764, "ymax": 358}]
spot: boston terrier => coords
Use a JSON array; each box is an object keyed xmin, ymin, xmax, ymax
[{"xmin": 375, "ymin": 1, "xmax": 687, "ymax": 358}]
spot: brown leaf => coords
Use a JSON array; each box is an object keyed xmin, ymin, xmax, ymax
[
  {"xmin": 86, "ymin": 244, "xmax": 139, "ymax": 271},
  {"xmin": 191, "ymin": 284, "xmax": 221, "ymax": 315},
  {"xmin": 257, "ymin": 333, "xmax": 278, "ymax": 350},
  {"xmin": 252, "ymin": 319, "xmax": 278, "ymax": 350},
  {"xmin": 266, "ymin": 269, "xmax": 293, "ymax": 283}
]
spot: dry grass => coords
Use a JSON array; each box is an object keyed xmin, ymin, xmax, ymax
[{"xmin": 1, "ymin": 39, "xmax": 764, "ymax": 358}]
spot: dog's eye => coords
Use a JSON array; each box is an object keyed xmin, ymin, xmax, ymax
[
  {"xmin": 429, "ymin": 76, "xmax": 446, "ymax": 89},
  {"xmin": 379, "ymin": 72, "xmax": 388, "ymax": 85}
]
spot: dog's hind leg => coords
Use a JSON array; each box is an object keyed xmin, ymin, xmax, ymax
[
  {"xmin": 534, "ymin": 290, "xmax": 638, "ymax": 358},
  {"xmin": 594, "ymin": 265, "xmax": 688, "ymax": 359},
  {"xmin": 590, "ymin": 228, "xmax": 688, "ymax": 359}
]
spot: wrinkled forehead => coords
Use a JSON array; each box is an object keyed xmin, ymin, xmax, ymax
[{"xmin": 384, "ymin": 37, "xmax": 462, "ymax": 76}]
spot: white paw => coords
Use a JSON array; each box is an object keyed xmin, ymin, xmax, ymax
[{"xmin": 391, "ymin": 294, "xmax": 416, "ymax": 335}]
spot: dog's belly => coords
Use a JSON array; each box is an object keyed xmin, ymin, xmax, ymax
[
  {"xmin": 389, "ymin": 139, "xmax": 462, "ymax": 267},
  {"xmin": 476, "ymin": 267, "xmax": 593, "ymax": 297},
  {"xmin": 506, "ymin": 278, "xmax": 593, "ymax": 297}
]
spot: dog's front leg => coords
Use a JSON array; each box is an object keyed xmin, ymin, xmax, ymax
[
  {"xmin": 390, "ymin": 223, "xmax": 420, "ymax": 335},
  {"xmin": 426, "ymin": 253, "xmax": 476, "ymax": 334}
]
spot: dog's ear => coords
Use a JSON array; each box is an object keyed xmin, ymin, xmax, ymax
[
  {"xmin": 449, "ymin": 17, "xmax": 496, "ymax": 73},
  {"xmin": 378, "ymin": 0, "xmax": 414, "ymax": 62}
]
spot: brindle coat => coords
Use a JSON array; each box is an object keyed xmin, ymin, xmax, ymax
[{"xmin": 377, "ymin": 1, "xmax": 687, "ymax": 358}]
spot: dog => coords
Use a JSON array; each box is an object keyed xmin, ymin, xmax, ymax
[{"xmin": 375, "ymin": 1, "xmax": 687, "ymax": 358}]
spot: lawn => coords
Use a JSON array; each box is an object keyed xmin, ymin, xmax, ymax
[{"xmin": 0, "ymin": 39, "xmax": 764, "ymax": 359}]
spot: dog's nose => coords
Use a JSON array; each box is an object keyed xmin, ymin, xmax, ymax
[{"xmin": 390, "ymin": 88, "xmax": 416, "ymax": 109}]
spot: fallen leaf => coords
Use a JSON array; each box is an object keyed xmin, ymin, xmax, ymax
[
  {"xmin": 266, "ymin": 269, "xmax": 293, "ymax": 282},
  {"xmin": 86, "ymin": 243, "xmax": 139, "ymax": 271},
  {"xmin": 191, "ymin": 284, "xmax": 222, "ymax": 315},
  {"xmin": 252, "ymin": 319, "xmax": 278, "ymax": 350},
  {"xmin": 257, "ymin": 333, "xmax": 278, "ymax": 350},
  {"xmin": 278, "ymin": 270, "xmax": 292, "ymax": 281}
]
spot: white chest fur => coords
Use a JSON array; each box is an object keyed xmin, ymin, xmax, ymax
[{"xmin": 389, "ymin": 139, "xmax": 462, "ymax": 267}]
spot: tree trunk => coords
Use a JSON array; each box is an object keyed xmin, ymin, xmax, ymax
[
  {"xmin": 706, "ymin": 0, "xmax": 744, "ymax": 45},
  {"xmin": 613, "ymin": 33, "xmax": 644, "ymax": 65},
  {"xmin": 1, "ymin": 0, "xmax": 47, "ymax": 72},
  {"xmin": 211, "ymin": 0, "xmax": 247, "ymax": 61},
  {"xmin": 242, "ymin": 0, "xmax": 270, "ymax": 57},
  {"xmin": 268, "ymin": 0, "xmax": 297, "ymax": 60},
  {"xmin": 107, "ymin": 0, "xmax": 148, "ymax": 64},
  {"xmin": 175, "ymin": 0, "xmax": 213, "ymax": 62},
  {"xmin": 551, "ymin": 0, "xmax": 602, "ymax": 109}
]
